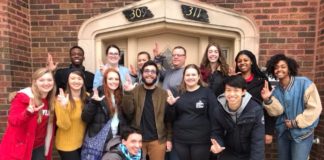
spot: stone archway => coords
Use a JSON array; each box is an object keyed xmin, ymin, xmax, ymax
[{"xmin": 78, "ymin": 0, "xmax": 259, "ymax": 72}]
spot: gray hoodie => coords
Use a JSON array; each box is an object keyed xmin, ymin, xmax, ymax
[
  {"xmin": 217, "ymin": 92, "xmax": 253, "ymax": 123},
  {"xmin": 101, "ymin": 136, "xmax": 123, "ymax": 160}
]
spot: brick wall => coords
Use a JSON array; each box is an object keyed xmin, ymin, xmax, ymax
[
  {"xmin": 312, "ymin": 0, "xmax": 324, "ymax": 160},
  {"xmin": 29, "ymin": 0, "xmax": 138, "ymax": 69},
  {"xmin": 0, "ymin": 0, "xmax": 323, "ymax": 159},
  {"xmin": 0, "ymin": 0, "xmax": 31, "ymax": 138}
]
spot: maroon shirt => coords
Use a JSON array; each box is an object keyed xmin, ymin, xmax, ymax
[{"xmin": 33, "ymin": 99, "xmax": 50, "ymax": 148}]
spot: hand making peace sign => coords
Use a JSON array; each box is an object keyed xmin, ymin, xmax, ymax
[
  {"xmin": 57, "ymin": 88, "xmax": 69, "ymax": 107},
  {"xmin": 166, "ymin": 90, "xmax": 180, "ymax": 105},
  {"xmin": 261, "ymin": 80, "xmax": 273, "ymax": 101},
  {"xmin": 27, "ymin": 96, "xmax": 44, "ymax": 113},
  {"xmin": 91, "ymin": 88, "xmax": 105, "ymax": 101}
]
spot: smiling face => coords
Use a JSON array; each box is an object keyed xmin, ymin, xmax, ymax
[
  {"xmin": 224, "ymin": 84, "xmax": 245, "ymax": 111},
  {"xmin": 142, "ymin": 65, "xmax": 157, "ymax": 87},
  {"xmin": 122, "ymin": 133, "xmax": 142, "ymax": 156},
  {"xmin": 68, "ymin": 72, "xmax": 84, "ymax": 91},
  {"xmin": 137, "ymin": 53, "xmax": 150, "ymax": 69},
  {"xmin": 236, "ymin": 54, "xmax": 252, "ymax": 74},
  {"xmin": 106, "ymin": 71, "xmax": 120, "ymax": 91},
  {"xmin": 106, "ymin": 47, "xmax": 120, "ymax": 66},
  {"xmin": 274, "ymin": 60, "xmax": 289, "ymax": 80},
  {"xmin": 207, "ymin": 45, "xmax": 220, "ymax": 63},
  {"xmin": 172, "ymin": 48, "xmax": 186, "ymax": 68},
  {"xmin": 35, "ymin": 72, "xmax": 54, "ymax": 96},
  {"xmin": 184, "ymin": 67, "xmax": 200, "ymax": 90},
  {"xmin": 70, "ymin": 48, "xmax": 84, "ymax": 66}
]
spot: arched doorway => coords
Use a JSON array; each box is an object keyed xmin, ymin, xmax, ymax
[{"xmin": 78, "ymin": 0, "xmax": 259, "ymax": 72}]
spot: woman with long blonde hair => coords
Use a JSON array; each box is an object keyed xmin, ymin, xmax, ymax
[{"xmin": 0, "ymin": 68, "xmax": 56, "ymax": 160}]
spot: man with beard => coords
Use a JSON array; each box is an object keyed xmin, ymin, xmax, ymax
[
  {"xmin": 122, "ymin": 60, "xmax": 172, "ymax": 160},
  {"xmin": 47, "ymin": 46, "xmax": 94, "ymax": 93}
]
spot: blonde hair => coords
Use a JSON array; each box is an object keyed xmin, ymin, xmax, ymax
[{"xmin": 31, "ymin": 68, "xmax": 57, "ymax": 123}]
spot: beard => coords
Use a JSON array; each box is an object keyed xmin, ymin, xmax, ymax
[{"xmin": 142, "ymin": 77, "xmax": 157, "ymax": 86}]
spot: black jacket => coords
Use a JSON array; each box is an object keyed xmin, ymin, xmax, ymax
[
  {"xmin": 208, "ymin": 70, "xmax": 226, "ymax": 97},
  {"xmin": 55, "ymin": 65, "xmax": 94, "ymax": 93},
  {"xmin": 211, "ymin": 93, "xmax": 265, "ymax": 160},
  {"xmin": 82, "ymin": 86, "xmax": 125, "ymax": 139},
  {"xmin": 246, "ymin": 76, "xmax": 276, "ymax": 135}
]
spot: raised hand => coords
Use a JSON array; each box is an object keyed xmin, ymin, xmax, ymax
[
  {"xmin": 27, "ymin": 96, "xmax": 44, "ymax": 113},
  {"xmin": 166, "ymin": 90, "xmax": 179, "ymax": 105},
  {"xmin": 153, "ymin": 42, "xmax": 161, "ymax": 57},
  {"xmin": 123, "ymin": 75, "xmax": 135, "ymax": 91},
  {"xmin": 210, "ymin": 139, "xmax": 225, "ymax": 154},
  {"xmin": 91, "ymin": 88, "xmax": 105, "ymax": 101},
  {"xmin": 99, "ymin": 64, "xmax": 108, "ymax": 75},
  {"xmin": 57, "ymin": 88, "xmax": 69, "ymax": 107},
  {"xmin": 46, "ymin": 53, "xmax": 58, "ymax": 71},
  {"xmin": 129, "ymin": 64, "xmax": 137, "ymax": 76},
  {"xmin": 228, "ymin": 66, "xmax": 241, "ymax": 76},
  {"xmin": 261, "ymin": 80, "xmax": 273, "ymax": 101}
]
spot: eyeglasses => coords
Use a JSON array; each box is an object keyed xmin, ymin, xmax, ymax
[
  {"xmin": 172, "ymin": 54, "xmax": 186, "ymax": 57},
  {"xmin": 143, "ymin": 69, "xmax": 157, "ymax": 74},
  {"xmin": 108, "ymin": 52, "xmax": 119, "ymax": 56}
]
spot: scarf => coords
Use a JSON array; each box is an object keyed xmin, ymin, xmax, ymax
[{"xmin": 118, "ymin": 143, "xmax": 142, "ymax": 160}]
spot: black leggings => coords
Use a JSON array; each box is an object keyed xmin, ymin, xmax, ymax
[
  {"xmin": 174, "ymin": 143, "xmax": 210, "ymax": 160},
  {"xmin": 58, "ymin": 148, "xmax": 81, "ymax": 160},
  {"xmin": 31, "ymin": 145, "xmax": 45, "ymax": 160}
]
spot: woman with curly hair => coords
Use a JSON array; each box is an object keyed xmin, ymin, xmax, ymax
[
  {"xmin": 261, "ymin": 54, "xmax": 322, "ymax": 160},
  {"xmin": 200, "ymin": 43, "xmax": 229, "ymax": 97},
  {"xmin": 234, "ymin": 50, "xmax": 276, "ymax": 144}
]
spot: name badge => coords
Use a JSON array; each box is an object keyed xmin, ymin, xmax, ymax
[{"xmin": 196, "ymin": 100, "xmax": 204, "ymax": 109}]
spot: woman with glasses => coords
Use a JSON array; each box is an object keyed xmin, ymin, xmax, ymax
[{"xmin": 93, "ymin": 44, "xmax": 132, "ymax": 89}]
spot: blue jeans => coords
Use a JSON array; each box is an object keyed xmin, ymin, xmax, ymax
[{"xmin": 277, "ymin": 130, "xmax": 314, "ymax": 160}]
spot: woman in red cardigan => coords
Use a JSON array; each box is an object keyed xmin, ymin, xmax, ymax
[{"xmin": 0, "ymin": 67, "xmax": 57, "ymax": 160}]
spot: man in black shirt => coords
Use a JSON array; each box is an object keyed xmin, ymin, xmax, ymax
[
  {"xmin": 122, "ymin": 60, "xmax": 171, "ymax": 160},
  {"xmin": 47, "ymin": 46, "xmax": 94, "ymax": 93}
]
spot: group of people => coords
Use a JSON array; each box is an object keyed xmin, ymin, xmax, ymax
[{"xmin": 0, "ymin": 43, "xmax": 322, "ymax": 160}]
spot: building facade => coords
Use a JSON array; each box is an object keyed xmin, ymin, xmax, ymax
[{"xmin": 0, "ymin": 0, "xmax": 323, "ymax": 159}]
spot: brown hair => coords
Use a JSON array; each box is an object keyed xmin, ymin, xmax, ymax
[
  {"xmin": 31, "ymin": 68, "xmax": 57, "ymax": 123},
  {"xmin": 200, "ymin": 43, "xmax": 229, "ymax": 76},
  {"xmin": 102, "ymin": 68, "xmax": 123, "ymax": 116},
  {"xmin": 179, "ymin": 64, "xmax": 204, "ymax": 93}
]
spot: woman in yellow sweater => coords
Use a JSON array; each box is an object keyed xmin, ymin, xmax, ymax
[{"xmin": 55, "ymin": 69, "xmax": 88, "ymax": 160}]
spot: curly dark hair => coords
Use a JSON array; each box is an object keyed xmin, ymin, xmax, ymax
[
  {"xmin": 265, "ymin": 53, "xmax": 299, "ymax": 79},
  {"xmin": 235, "ymin": 50, "xmax": 267, "ymax": 80}
]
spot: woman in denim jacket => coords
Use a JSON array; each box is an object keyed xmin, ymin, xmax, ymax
[{"xmin": 261, "ymin": 54, "xmax": 322, "ymax": 160}]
